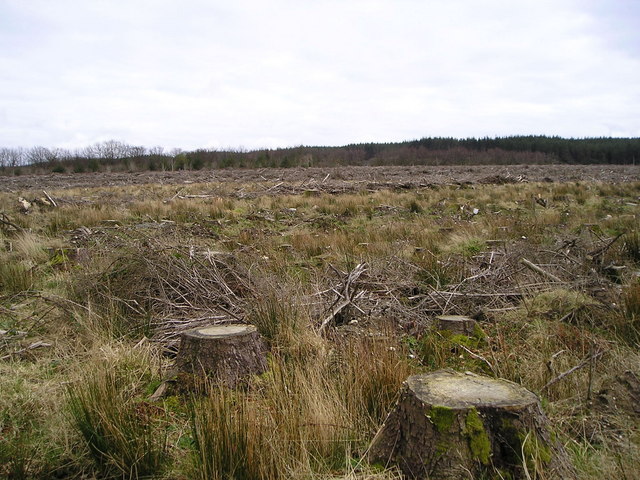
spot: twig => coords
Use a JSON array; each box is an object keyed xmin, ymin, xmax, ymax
[
  {"xmin": 542, "ymin": 350, "xmax": 604, "ymax": 391},
  {"xmin": 451, "ymin": 339, "xmax": 496, "ymax": 375},
  {"xmin": 36, "ymin": 293, "xmax": 95, "ymax": 313},
  {"xmin": 520, "ymin": 258, "xmax": 563, "ymax": 283},
  {"xmin": 588, "ymin": 232, "xmax": 625, "ymax": 261},
  {"xmin": 265, "ymin": 182, "xmax": 284, "ymax": 193},
  {"xmin": 319, "ymin": 263, "xmax": 368, "ymax": 331},
  {"xmin": 0, "ymin": 213, "xmax": 24, "ymax": 233},
  {"xmin": 433, "ymin": 291, "xmax": 523, "ymax": 298},
  {"xmin": 1, "ymin": 340, "xmax": 52, "ymax": 360}
]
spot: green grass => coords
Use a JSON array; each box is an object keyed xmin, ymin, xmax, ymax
[{"xmin": 67, "ymin": 357, "xmax": 168, "ymax": 478}]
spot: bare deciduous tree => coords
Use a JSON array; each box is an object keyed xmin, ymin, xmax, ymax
[{"xmin": 0, "ymin": 147, "xmax": 26, "ymax": 167}]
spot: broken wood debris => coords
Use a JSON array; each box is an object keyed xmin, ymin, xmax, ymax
[
  {"xmin": 587, "ymin": 232, "xmax": 625, "ymax": 262},
  {"xmin": 520, "ymin": 257, "xmax": 563, "ymax": 283},
  {"xmin": 542, "ymin": 349, "xmax": 605, "ymax": 391},
  {"xmin": 0, "ymin": 212, "xmax": 24, "ymax": 233},
  {"xmin": 319, "ymin": 263, "xmax": 368, "ymax": 331},
  {"xmin": 42, "ymin": 190, "xmax": 57, "ymax": 207},
  {"xmin": 1, "ymin": 340, "xmax": 52, "ymax": 360},
  {"xmin": 18, "ymin": 197, "xmax": 32, "ymax": 212}
]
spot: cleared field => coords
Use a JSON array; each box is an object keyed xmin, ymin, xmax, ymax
[
  {"xmin": 1, "ymin": 163, "xmax": 639, "ymax": 193},
  {"xmin": 1, "ymin": 167, "xmax": 639, "ymax": 479}
]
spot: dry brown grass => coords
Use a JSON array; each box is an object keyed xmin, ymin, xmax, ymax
[{"xmin": 1, "ymin": 178, "xmax": 639, "ymax": 478}]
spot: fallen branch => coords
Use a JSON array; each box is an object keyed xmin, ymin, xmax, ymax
[
  {"xmin": 177, "ymin": 194, "xmax": 214, "ymax": 199},
  {"xmin": 542, "ymin": 350, "xmax": 604, "ymax": 391},
  {"xmin": 422, "ymin": 291, "xmax": 523, "ymax": 298},
  {"xmin": 319, "ymin": 263, "xmax": 368, "ymax": 331},
  {"xmin": 587, "ymin": 232, "xmax": 625, "ymax": 261},
  {"xmin": 0, "ymin": 213, "xmax": 24, "ymax": 233},
  {"xmin": 1, "ymin": 340, "xmax": 52, "ymax": 360},
  {"xmin": 520, "ymin": 258, "xmax": 563, "ymax": 283},
  {"xmin": 42, "ymin": 190, "xmax": 57, "ymax": 207},
  {"xmin": 265, "ymin": 182, "xmax": 284, "ymax": 193}
]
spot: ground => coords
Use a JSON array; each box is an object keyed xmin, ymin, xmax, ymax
[
  {"xmin": 0, "ymin": 164, "xmax": 639, "ymax": 479},
  {"xmin": 1, "ymin": 164, "xmax": 638, "ymax": 193}
]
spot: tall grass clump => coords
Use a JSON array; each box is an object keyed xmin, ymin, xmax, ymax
[
  {"xmin": 338, "ymin": 333, "xmax": 413, "ymax": 432},
  {"xmin": 0, "ymin": 379, "xmax": 43, "ymax": 479},
  {"xmin": 621, "ymin": 281, "xmax": 640, "ymax": 344},
  {"xmin": 623, "ymin": 230, "xmax": 640, "ymax": 263},
  {"xmin": 188, "ymin": 329, "xmax": 408, "ymax": 478},
  {"xmin": 0, "ymin": 259, "xmax": 34, "ymax": 294},
  {"xmin": 67, "ymin": 366, "xmax": 169, "ymax": 478},
  {"xmin": 248, "ymin": 290, "xmax": 322, "ymax": 361},
  {"xmin": 12, "ymin": 231, "xmax": 49, "ymax": 264},
  {"xmin": 189, "ymin": 361, "xmax": 353, "ymax": 479},
  {"xmin": 190, "ymin": 387, "xmax": 272, "ymax": 480}
]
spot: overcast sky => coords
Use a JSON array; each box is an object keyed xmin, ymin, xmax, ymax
[{"xmin": 1, "ymin": 0, "xmax": 638, "ymax": 151}]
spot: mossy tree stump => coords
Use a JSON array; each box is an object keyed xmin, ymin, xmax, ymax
[
  {"xmin": 173, "ymin": 324, "xmax": 267, "ymax": 388},
  {"xmin": 436, "ymin": 315, "xmax": 479, "ymax": 336},
  {"xmin": 368, "ymin": 369, "xmax": 574, "ymax": 479}
]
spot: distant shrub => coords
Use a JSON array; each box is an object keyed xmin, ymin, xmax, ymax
[
  {"xmin": 191, "ymin": 157, "xmax": 204, "ymax": 170},
  {"xmin": 88, "ymin": 159, "xmax": 100, "ymax": 172}
]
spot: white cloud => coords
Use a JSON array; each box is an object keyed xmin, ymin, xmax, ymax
[{"xmin": 0, "ymin": 0, "xmax": 638, "ymax": 149}]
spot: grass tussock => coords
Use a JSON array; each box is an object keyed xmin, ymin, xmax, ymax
[
  {"xmin": 0, "ymin": 260, "xmax": 34, "ymax": 294},
  {"xmin": 67, "ymin": 348, "xmax": 168, "ymax": 479},
  {"xmin": 190, "ymin": 333, "xmax": 410, "ymax": 480}
]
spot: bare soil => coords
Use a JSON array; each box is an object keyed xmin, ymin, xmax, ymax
[{"xmin": 1, "ymin": 164, "xmax": 638, "ymax": 193}]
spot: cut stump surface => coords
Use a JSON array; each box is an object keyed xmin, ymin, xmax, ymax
[
  {"xmin": 173, "ymin": 324, "xmax": 267, "ymax": 388},
  {"xmin": 368, "ymin": 369, "xmax": 575, "ymax": 479},
  {"xmin": 436, "ymin": 315, "xmax": 479, "ymax": 336}
]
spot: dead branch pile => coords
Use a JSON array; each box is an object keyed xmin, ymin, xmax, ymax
[
  {"xmin": 73, "ymin": 241, "xmax": 254, "ymax": 349},
  {"xmin": 309, "ymin": 231, "xmax": 629, "ymax": 333},
  {"xmin": 70, "ymin": 224, "xmax": 631, "ymax": 352}
]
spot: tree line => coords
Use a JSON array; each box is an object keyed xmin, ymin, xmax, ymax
[{"xmin": 1, "ymin": 136, "xmax": 638, "ymax": 174}]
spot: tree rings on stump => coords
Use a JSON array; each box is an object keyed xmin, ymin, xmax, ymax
[
  {"xmin": 368, "ymin": 369, "xmax": 575, "ymax": 479},
  {"xmin": 173, "ymin": 324, "xmax": 267, "ymax": 388},
  {"xmin": 436, "ymin": 315, "xmax": 479, "ymax": 336}
]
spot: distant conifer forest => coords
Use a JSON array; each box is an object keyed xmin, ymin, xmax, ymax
[{"xmin": 1, "ymin": 136, "xmax": 638, "ymax": 174}]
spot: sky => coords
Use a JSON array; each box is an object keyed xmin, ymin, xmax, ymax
[{"xmin": 0, "ymin": 0, "xmax": 639, "ymax": 151}]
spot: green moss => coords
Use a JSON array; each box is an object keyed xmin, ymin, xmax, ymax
[
  {"xmin": 493, "ymin": 469, "xmax": 513, "ymax": 480},
  {"xmin": 368, "ymin": 461, "xmax": 386, "ymax": 473},
  {"xmin": 519, "ymin": 431, "xmax": 552, "ymax": 470},
  {"xmin": 435, "ymin": 441, "xmax": 450, "ymax": 456},
  {"xmin": 144, "ymin": 379, "xmax": 163, "ymax": 397},
  {"xmin": 472, "ymin": 323, "xmax": 487, "ymax": 341},
  {"xmin": 450, "ymin": 333, "xmax": 480, "ymax": 349},
  {"xmin": 48, "ymin": 251, "xmax": 68, "ymax": 267},
  {"xmin": 429, "ymin": 405, "xmax": 456, "ymax": 433},
  {"xmin": 465, "ymin": 408, "xmax": 491, "ymax": 465}
]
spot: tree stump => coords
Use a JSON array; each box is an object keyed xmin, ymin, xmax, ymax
[
  {"xmin": 173, "ymin": 324, "xmax": 267, "ymax": 388},
  {"xmin": 368, "ymin": 369, "xmax": 575, "ymax": 479},
  {"xmin": 436, "ymin": 315, "xmax": 479, "ymax": 336}
]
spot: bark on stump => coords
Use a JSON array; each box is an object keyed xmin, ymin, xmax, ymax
[
  {"xmin": 368, "ymin": 369, "xmax": 575, "ymax": 479},
  {"xmin": 173, "ymin": 324, "xmax": 267, "ymax": 388},
  {"xmin": 436, "ymin": 315, "xmax": 478, "ymax": 336}
]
